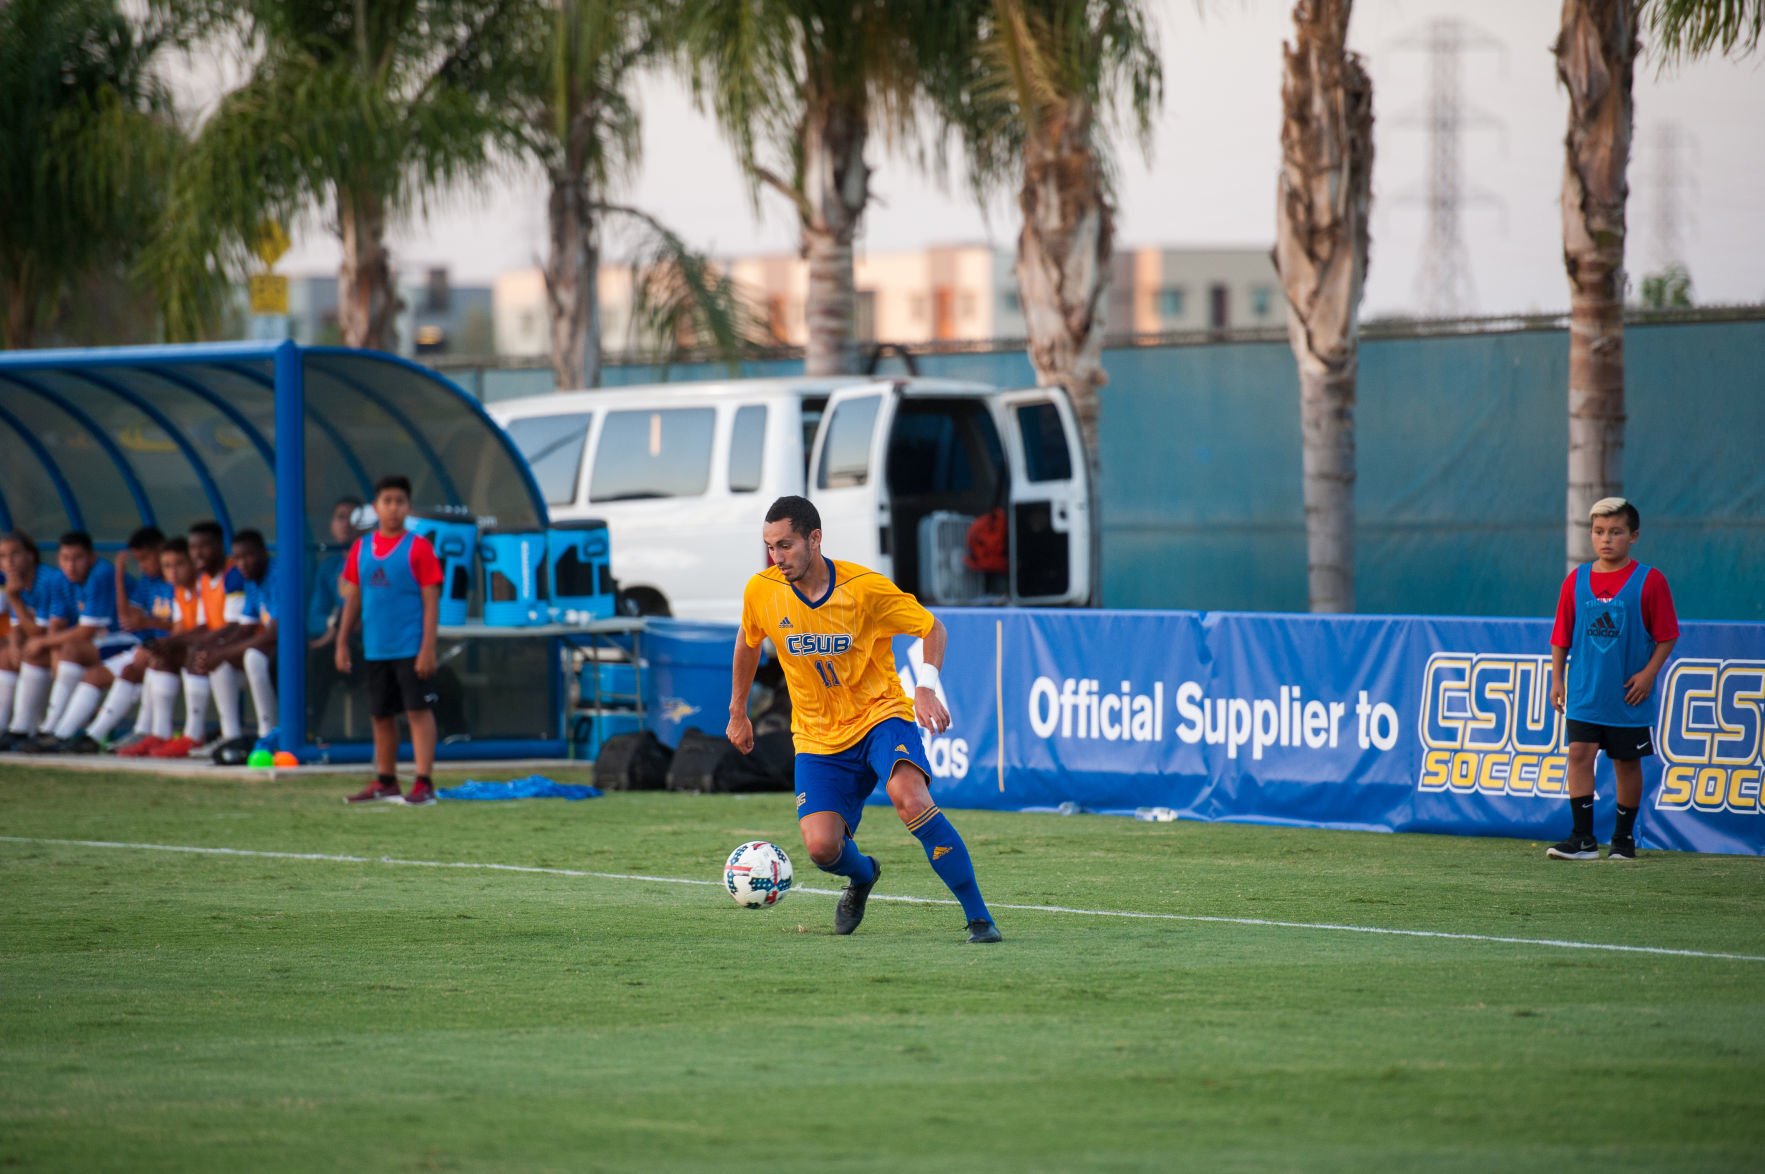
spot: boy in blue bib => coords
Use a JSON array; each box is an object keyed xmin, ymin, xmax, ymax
[
  {"xmin": 336, "ymin": 474, "xmax": 444, "ymax": 806},
  {"xmin": 1547, "ymin": 498, "xmax": 1679, "ymax": 860}
]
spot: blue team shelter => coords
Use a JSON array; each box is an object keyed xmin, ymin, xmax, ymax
[{"xmin": 0, "ymin": 341, "xmax": 549, "ymax": 759}]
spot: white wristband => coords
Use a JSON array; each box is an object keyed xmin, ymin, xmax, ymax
[{"xmin": 915, "ymin": 663, "xmax": 941, "ymax": 691}]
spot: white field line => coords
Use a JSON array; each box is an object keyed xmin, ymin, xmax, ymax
[{"xmin": 4, "ymin": 834, "xmax": 1763, "ymax": 964}]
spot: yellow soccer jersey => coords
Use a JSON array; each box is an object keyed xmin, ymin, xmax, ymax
[{"xmin": 739, "ymin": 558, "xmax": 935, "ymax": 755}]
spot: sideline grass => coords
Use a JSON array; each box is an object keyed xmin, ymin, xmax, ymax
[{"xmin": 2, "ymin": 764, "xmax": 1762, "ymax": 1172}]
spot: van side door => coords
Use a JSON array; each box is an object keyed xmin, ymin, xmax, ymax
[
  {"xmin": 994, "ymin": 389, "xmax": 1093, "ymax": 605},
  {"xmin": 806, "ymin": 382, "xmax": 900, "ymax": 573}
]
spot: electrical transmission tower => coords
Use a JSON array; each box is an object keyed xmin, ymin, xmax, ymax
[{"xmin": 1393, "ymin": 19, "xmax": 1504, "ymax": 319}]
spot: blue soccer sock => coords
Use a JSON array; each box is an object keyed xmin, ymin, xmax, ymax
[
  {"xmin": 815, "ymin": 835, "xmax": 878, "ymax": 886},
  {"xmin": 905, "ymin": 806, "xmax": 991, "ymax": 924}
]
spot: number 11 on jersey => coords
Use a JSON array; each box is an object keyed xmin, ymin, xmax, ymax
[{"xmin": 814, "ymin": 660, "xmax": 841, "ymax": 688}]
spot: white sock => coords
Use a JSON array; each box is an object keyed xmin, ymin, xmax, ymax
[
  {"xmin": 147, "ymin": 670, "xmax": 181, "ymax": 739},
  {"xmin": 0, "ymin": 670, "xmax": 17, "ymax": 733},
  {"xmin": 211, "ymin": 662, "xmax": 243, "ymax": 740},
  {"xmin": 87, "ymin": 679, "xmax": 142, "ymax": 742},
  {"xmin": 243, "ymin": 649, "xmax": 277, "ymax": 737},
  {"xmin": 10, "ymin": 664, "xmax": 50, "ymax": 734},
  {"xmin": 41, "ymin": 660, "xmax": 86, "ymax": 735},
  {"xmin": 54, "ymin": 682, "xmax": 104, "ymax": 740},
  {"xmin": 182, "ymin": 671, "xmax": 212, "ymax": 742},
  {"xmin": 134, "ymin": 680, "xmax": 158, "ymax": 738}
]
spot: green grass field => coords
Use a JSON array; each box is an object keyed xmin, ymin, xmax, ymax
[{"xmin": 2, "ymin": 763, "xmax": 1762, "ymax": 1172}]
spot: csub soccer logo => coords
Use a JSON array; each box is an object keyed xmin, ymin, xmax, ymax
[
  {"xmin": 1416, "ymin": 653, "xmax": 1566, "ymax": 797},
  {"xmin": 1655, "ymin": 658, "xmax": 1765, "ymax": 816}
]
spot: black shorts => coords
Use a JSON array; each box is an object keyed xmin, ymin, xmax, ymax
[
  {"xmin": 1565, "ymin": 718, "xmax": 1654, "ymax": 760},
  {"xmin": 366, "ymin": 657, "xmax": 438, "ymax": 719}
]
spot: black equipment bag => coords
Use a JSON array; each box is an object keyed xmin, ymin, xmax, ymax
[
  {"xmin": 666, "ymin": 728, "xmax": 733, "ymax": 792},
  {"xmin": 593, "ymin": 729, "xmax": 673, "ymax": 791},
  {"xmin": 664, "ymin": 727, "xmax": 796, "ymax": 794},
  {"xmin": 714, "ymin": 729, "xmax": 795, "ymax": 794}
]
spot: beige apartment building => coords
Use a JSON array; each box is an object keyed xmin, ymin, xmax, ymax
[
  {"xmin": 493, "ymin": 265, "xmax": 643, "ymax": 359},
  {"xmin": 491, "ymin": 244, "xmax": 1281, "ymax": 357},
  {"xmin": 1110, "ymin": 246, "xmax": 1283, "ymax": 336}
]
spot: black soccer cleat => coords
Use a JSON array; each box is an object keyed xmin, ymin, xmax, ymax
[
  {"xmin": 966, "ymin": 918, "xmax": 1003, "ymax": 944},
  {"xmin": 833, "ymin": 858, "xmax": 880, "ymax": 935},
  {"xmin": 1546, "ymin": 836, "xmax": 1600, "ymax": 861},
  {"xmin": 1607, "ymin": 837, "xmax": 1638, "ymax": 861}
]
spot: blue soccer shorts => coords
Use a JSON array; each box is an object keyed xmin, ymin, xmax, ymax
[{"xmin": 794, "ymin": 716, "xmax": 933, "ymax": 834}]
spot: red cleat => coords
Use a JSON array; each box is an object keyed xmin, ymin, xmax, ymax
[
  {"xmin": 148, "ymin": 735, "xmax": 198, "ymax": 758},
  {"xmin": 115, "ymin": 735, "xmax": 166, "ymax": 758},
  {"xmin": 402, "ymin": 781, "xmax": 437, "ymax": 806}
]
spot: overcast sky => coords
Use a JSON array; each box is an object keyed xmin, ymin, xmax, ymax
[{"xmin": 253, "ymin": 0, "xmax": 1765, "ymax": 318}]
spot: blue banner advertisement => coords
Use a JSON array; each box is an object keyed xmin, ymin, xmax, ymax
[{"xmin": 877, "ymin": 610, "xmax": 1765, "ymax": 857}]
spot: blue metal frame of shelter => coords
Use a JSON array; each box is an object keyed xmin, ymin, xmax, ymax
[
  {"xmin": 0, "ymin": 340, "xmax": 552, "ymax": 761},
  {"xmin": 0, "ymin": 398, "xmax": 84, "ymax": 528},
  {"xmin": 213, "ymin": 362, "xmax": 375, "ymax": 496},
  {"xmin": 0, "ymin": 372, "xmax": 158, "ymax": 524}
]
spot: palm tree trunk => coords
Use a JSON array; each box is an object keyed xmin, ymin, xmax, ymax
[
  {"xmin": 1015, "ymin": 104, "xmax": 1112, "ymax": 479},
  {"xmin": 800, "ymin": 97, "xmax": 867, "ymax": 377},
  {"xmin": 337, "ymin": 189, "xmax": 400, "ymax": 350},
  {"xmin": 1274, "ymin": 0, "xmax": 1374, "ymax": 614},
  {"xmin": 1557, "ymin": 0, "xmax": 1637, "ymax": 571},
  {"xmin": 545, "ymin": 163, "xmax": 601, "ymax": 389}
]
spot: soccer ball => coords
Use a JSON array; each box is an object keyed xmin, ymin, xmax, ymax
[{"xmin": 723, "ymin": 841, "xmax": 793, "ymax": 908}]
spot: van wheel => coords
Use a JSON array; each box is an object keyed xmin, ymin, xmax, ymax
[{"xmin": 617, "ymin": 588, "xmax": 671, "ymax": 617}]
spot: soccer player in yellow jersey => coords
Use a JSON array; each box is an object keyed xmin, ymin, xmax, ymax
[{"xmin": 729, "ymin": 496, "xmax": 1000, "ymax": 943}]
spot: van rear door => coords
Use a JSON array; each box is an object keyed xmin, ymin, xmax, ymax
[
  {"xmin": 806, "ymin": 381, "xmax": 899, "ymax": 573},
  {"xmin": 995, "ymin": 389, "xmax": 1092, "ymax": 605}
]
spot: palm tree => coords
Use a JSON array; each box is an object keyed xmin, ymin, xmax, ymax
[
  {"xmin": 1556, "ymin": 0, "xmax": 1639, "ymax": 571},
  {"xmin": 518, "ymin": 0, "xmax": 764, "ymax": 388},
  {"xmin": 0, "ymin": 0, "xmax": 183, "ymax": 348},
  {"xmin": 1273, "ymin": 0, "xmax": 1373, "ymax": 614},
  {"xmin": 146, "ymin": 0, "xmax": 530, "ymax": 348},
  {"xmin": 1644, "ymin": 0, "xmax": 1764, "ymax": 62},
  {"xmin": 679, "ymin": 0, "xmax": 950, "ymax": 376},
  {"xmin": 939, "ymin": 0, "xmax": 1161, "ymax": 481},
  {"xmin": 523, "ymin": 0, "xmax": 643, "ymax": 387},
  {"xmin": 1557, "ymin": 0, "xmax": 1762, "ymax": 569}
]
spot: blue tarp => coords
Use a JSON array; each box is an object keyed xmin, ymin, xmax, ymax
[{"xmin": 439, "ymin": 776, "xmax": 603, "ymax": 801}]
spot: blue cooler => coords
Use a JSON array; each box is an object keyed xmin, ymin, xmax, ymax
[
  {"xmin": 578, "ymin": 659, "xmax": 640, "ymax": 706},
  {"xmin": 479, "ymin": 528, "xmax": 548, "ymax": 626},
  {"xmin": 570, "ymin": 709, "xmax": 644, "ymax": 761},
  {"xmin": 407, "ymin": 511, "xmax": 476, "ymax": 626},
  {"xmin": 547, "ymin": 519, "xmax": 614, "ymax": 621},
  {"xmin": 642, "ymin": 619, "xmax": 741, "ymax": 747}
]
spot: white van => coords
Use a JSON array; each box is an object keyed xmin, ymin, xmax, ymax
[{"xmin": 489, "ymin": 376, "xmax": 1092, "ymax": 623}]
